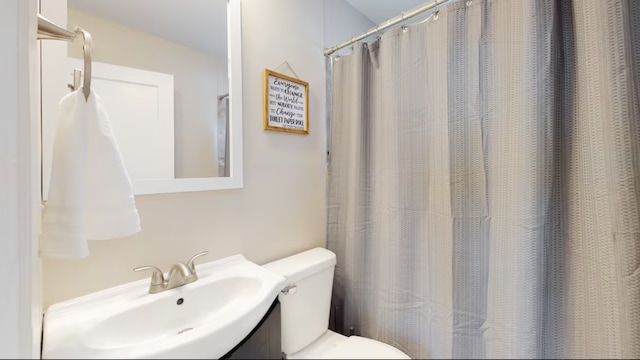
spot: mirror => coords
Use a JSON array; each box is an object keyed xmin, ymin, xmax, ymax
[{"xmin": 42, "ymin": 0, "xmax": 243, "ymax": 196}]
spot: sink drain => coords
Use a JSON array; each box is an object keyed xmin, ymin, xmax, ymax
[{"xmin": 177, "ymin": 327, "xmax": 193, "ymax": 335}]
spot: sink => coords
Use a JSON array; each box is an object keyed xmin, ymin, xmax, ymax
[{"xmin": 42, "ymin": 255, "xmax": 286, "ymax": 359}]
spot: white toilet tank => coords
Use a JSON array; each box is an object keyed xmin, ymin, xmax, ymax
[{"xmin": 262, "ymin": 247, "xmax": 337, "ymax": 355}]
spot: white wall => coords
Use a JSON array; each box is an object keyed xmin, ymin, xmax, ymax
[
  {"xmin": 42, "ymin": 0, "xmax": 329, "ymax": 308},
  {"xmin": 323, "ymin": 0, "xmax": 375, "ymax": 55},
  {"xmin": 0, "ymin": 0, "xmax": 41, "ymax": 357}
]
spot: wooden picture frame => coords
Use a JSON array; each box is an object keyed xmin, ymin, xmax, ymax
[{"xmin": 263, "ymin": 69, "xmax": 309, "ymax": 135}]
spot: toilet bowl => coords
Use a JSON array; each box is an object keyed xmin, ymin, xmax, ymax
[
  {"xmin": 285, "ymin": 329, "xmax": 409, "ymax": 359},
  {"xmin": 263, "ymin": 247, "xmax": 411, "ymax": 359}
]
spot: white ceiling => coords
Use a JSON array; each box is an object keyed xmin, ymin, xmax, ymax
[
  {"xmin": 67, "ymin": 0, "xmax": 227, "ymax": 58},
  {"xmin": 345, "ymin": 0, "xmax": 428, "ymax": 24}
]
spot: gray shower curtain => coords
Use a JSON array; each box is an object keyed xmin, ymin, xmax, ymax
[{"xmin": 327, "ymin": 0, "xmax": 640, "ymax": 358}]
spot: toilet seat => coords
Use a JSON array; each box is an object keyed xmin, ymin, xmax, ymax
[
  {"xmin": 321, "ymin": 336, "xmax": 411, "ymax": 359},
  {"xmin": 287, "ymin": 330, "xmax": 411, "ymax": 359}
]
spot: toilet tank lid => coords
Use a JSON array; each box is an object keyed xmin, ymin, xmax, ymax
[{"xmin": 262, "ymin": 247, "xmax": 337, "ymax": 284}]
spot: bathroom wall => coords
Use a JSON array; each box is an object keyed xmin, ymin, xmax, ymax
[
  {"xmin": 67, "ymin": 8, "xmax": 226, "ymax": 178},
  {"xmin": 323, "ymin": 0, "xmax": 375, "ymax": 56},
  {"xmin": 0, "ymin": 0, "xmax": 376, "ymax": 354},
  {"xmin": 42, "ymin": 0, "xmax": 332, "ymax": 308}
]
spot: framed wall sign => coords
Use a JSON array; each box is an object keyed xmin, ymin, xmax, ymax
[{"xmin": 263, "ymin": 69, "xmax": 309, "ymax": 135}]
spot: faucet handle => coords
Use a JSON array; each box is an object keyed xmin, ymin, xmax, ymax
[
  {"xmin": 186, "ymin": 251, "xmax": 209, "ymax": 273},
  {"xmin": 134, "ymin": 265, "xmax": 166, "ymax": 286}
]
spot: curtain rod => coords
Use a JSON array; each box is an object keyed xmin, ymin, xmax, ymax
[
  {"xmin": 324, "ymin": 0, "xmax": 451, "ymax": 56},
  {"xmin": 37, "ymin": 14, "xmax": 77, "ymax": 41}
]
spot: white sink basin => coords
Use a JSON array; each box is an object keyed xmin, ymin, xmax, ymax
[{"xmin": 42, "ymin": 255, "xmax": 286, "ymax": 359}]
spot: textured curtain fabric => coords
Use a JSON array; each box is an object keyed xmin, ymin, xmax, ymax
[{"xmin": 327, "ymin": 0, "xmax": 640, "ymax": 358}]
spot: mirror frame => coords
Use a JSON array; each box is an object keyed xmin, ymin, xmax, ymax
[{"xmin": 132, "ymin": 0, "xmax": 243, "ymax": 195}]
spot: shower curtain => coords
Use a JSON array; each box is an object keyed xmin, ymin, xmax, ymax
[{"xmin": 327, "ymin": 0, "xmax": 640, "ymax": 358}]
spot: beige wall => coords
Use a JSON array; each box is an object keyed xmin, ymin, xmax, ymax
[
  {"xmin": 68, "ymin": 8, "xmax": 224, "ymax": 178},
  {"xmin": 42, "ymin": 0, "xmax": 328, "ymax": 308}
]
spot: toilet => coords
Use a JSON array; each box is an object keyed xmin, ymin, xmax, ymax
[{"xmin": 263, "ymin": 247, "xmax": 411, "ymax": 359}]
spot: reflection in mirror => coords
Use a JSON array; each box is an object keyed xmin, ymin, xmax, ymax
[
  {"xmin": 41, "ymin": 0, "xmax": 243, "ymax": 196},
  {"xmin": 66, "ymin": 0, "xmax": 229, "ymax": 179}
]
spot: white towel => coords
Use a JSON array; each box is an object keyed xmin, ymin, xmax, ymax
[{"xmin": 40, "ymin": 88, "xmax": 141, "ymax": 259}]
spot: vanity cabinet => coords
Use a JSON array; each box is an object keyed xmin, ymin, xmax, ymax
[{"xmin": 222, "ymin": 299, "xmax": 282, "ymax": 359}]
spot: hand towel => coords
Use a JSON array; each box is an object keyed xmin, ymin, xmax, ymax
[{"xmin": 40, "ymin": 88, "xmax": 141, "ymax": 259}]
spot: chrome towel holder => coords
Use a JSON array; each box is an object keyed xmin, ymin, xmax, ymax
[{"xmin": 37, "ymin": 14, "xmax": 92, "ymax": 101}]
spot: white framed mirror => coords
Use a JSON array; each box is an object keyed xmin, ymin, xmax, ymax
[{"xmin": 41, "ymin": 0, "xmax": 243, "ymax": 196}]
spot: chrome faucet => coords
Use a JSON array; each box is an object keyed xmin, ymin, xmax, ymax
[{"xmin": 134, "ymin": 251, "xmax": 209, "ymax": 294}]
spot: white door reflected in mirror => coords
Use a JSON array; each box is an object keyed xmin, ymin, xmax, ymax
[
  {"xmin": 68, "ymin": 60, "xmax": 176, "ymax": 181},
  {"xmin": 41, "ymin": 0, "xmax": 243, "ymax": 196}
]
